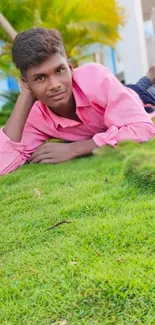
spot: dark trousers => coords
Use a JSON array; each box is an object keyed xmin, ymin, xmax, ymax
[{"xmin": 126, "ymin": 77, "xmax": 155, "ymax": 113}]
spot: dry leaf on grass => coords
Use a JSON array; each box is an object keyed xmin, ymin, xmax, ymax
[
  {"xmin": 117, "ymin": 256, "xmax": 122, "ymax": 263},
  {"xmin": 50, "ymin": 320, "xmax": 67, "ymax": 325},
  {"xmin": 59, "ymin": 321, "xmax": 67, "ymax": 325},
  {"xmin": 96, "ymin": 251, "xmax": 102, "ymax": 256},
  {"xmin": 34, "ymin": 188, "xmax": 41, "ymax": 197},
  {"xmin": 71, "ymin": 261, "xmax": 77, "ymax": 265}
]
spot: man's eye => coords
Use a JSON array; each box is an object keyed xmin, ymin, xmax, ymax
[
  {"xmin": 56, "ymin": 68, "xmax": 65, "ymax": 74},
  {"xmin": 37, "ymin": 76, "xmax": 45, "ymax": 81}
]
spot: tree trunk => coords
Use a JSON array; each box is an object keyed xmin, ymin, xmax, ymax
[{"xmin": 0, "ymin": 13, "xmax": 17, "ymax": 41}]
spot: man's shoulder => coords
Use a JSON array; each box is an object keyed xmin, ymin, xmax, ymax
[
  {"xmin": 73, "ymin": 63, "xmax": 110, "ymax": 78},
  {"xmin": 73, "ymin": 63, "xmax": 111, "ymax": 91}
]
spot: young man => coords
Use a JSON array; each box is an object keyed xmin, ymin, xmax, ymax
[{"xmin": 0, "ymin": 28, "xmax": 155, "ymax": 176}]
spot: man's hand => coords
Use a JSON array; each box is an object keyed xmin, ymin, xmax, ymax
[
  {"xmin": 30, "ymin": 142, "xmax": 75, "ymax": 164},
  {"xmin": 30, "ymin": 139, "xmax": 98, "ymax": 164},
  {"xmin": 20, "ymin": 76, "xmax": 36, "ymax": 102}
]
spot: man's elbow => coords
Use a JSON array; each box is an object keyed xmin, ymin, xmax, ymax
[
  {"xmin": 0, "ymin": 168, "xmax": 10, "ymax": 176},
  {"xmin": 0, "ymin": 155, "xmax": 27, "ymax": 176}
]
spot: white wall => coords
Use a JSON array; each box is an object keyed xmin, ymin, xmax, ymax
[{"xmin": 118, "ymin": 0, "xmax": 148, "ymax": 83}]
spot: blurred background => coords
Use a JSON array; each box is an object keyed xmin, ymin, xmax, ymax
[{"xmin": 0, "ymin": 0, "xmax": 155, "ymax": 112}]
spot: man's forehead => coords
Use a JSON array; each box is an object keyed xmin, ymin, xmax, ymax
[{"xmin": 27, "ymin": 53, "xmax": 67, "ymax": 76}]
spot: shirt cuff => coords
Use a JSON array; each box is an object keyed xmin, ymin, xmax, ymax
[{"xmin": 93, "ymin": 126, "xmax": 118, "ymax": 147}]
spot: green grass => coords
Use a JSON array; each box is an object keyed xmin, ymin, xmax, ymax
[
  {"xmin": 1, "ymin": 140, "xmax": 155, "ymax": 325},
  {"xmin": 0, "ymin": 110, "xmax": 12, "ymax": 128}
]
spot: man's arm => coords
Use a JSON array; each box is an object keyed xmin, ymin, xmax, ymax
[
  {"xmin": 3, "ymin": 78, "xmax": 35, "ymax": 142},
  {"xmin": 29, "ymin": 139, "xmax": 97, "ymax": 164},
  {"xmin": 3, "ymin": 92, "xmax": 34, "ymax": 142},
  {"xmin": 71, "ymin": 139, "xmax": 97, "ymax": 157},
  {"xmin": 0, "ymin": 112, "xmax": 50, "ymax": 176},
  {"xmin": 0, "ymin": 80, "xmax": 49, "ymax": 176},
  {"xmin": 89, "ymin": 65, "xmax": 155, "ymax": 147}
]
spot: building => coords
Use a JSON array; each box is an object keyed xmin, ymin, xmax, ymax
[
  {"xmin": 116, "ymin": 0, "xmax": 155, "ymax": 83},
  {"xmin": 93, "ymin": 0, "xmax": 155, "ymax": 84}
]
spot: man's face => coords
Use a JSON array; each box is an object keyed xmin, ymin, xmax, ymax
[{"xmin": 26, "ymin": 53, "xmax": 73, "ymax": 115}]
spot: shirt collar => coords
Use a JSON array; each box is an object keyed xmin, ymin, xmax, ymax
[
  {"xmin": 46, "ymin": 108, "xmax": 79, "ymax": 128},
  {"xmin": 72, "ymin": 80, "xmax": 89, "ymax": 108}
]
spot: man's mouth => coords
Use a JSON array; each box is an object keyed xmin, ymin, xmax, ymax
[{"xmin": 48, "ymin": 91, "xmax": 66, "ymax": 100}]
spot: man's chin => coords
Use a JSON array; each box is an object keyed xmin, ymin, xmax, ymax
[{"xmin": 48, "ymin": 97, "xmax": 68, "ymax": 109}]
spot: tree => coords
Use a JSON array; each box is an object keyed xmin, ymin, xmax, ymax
[{"xmin": 0, "ymin": 0, "xmax": 124, "ymax": 79}]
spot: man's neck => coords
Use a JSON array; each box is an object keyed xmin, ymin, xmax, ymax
[{"xmin": 49, "ymin": 94, "xmax": 81, "ymax": 121}]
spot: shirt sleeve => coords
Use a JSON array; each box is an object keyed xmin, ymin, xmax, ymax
[
  {"xmin": 92, "ymin": 66, "xmax": 155, "ymax": 147},
  {"xmin": 0, "ymin": 104, "xmax": 51, "ymax": 176}
]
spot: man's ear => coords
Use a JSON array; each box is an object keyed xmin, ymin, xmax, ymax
[
  {"xmin": 20, "ymin": 75, "xmax": 27, "ymax": 83},
  {"xmin": 20, "ymin": 75, "xmax": 33, "ymax": 92},
  {"xmin": 68, "ymin": 60, "xmax": 73, "ymax": 75}
]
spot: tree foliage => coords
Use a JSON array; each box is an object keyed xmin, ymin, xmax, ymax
[{"xmin": 0, "ymin": 0, "xmax": 124, "ymax": 78}]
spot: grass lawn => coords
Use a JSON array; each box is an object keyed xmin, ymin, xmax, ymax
[{"xmin": 0, "ymin": 135, "xmax": 155, "ymax": 325}]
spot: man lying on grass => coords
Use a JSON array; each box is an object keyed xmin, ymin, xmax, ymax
[{"xmin": 0, "ymin": 28, "xmax": 155, "ymax": 176}]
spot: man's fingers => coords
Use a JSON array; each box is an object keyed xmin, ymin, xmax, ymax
[
  {"xmin": 30, "ymin": 153, "xmax": 52, "ymax": 163},
  {"xmin": 39, "ymin": 159, "xmax": 55, "ymax": 164},
  {"xmin": 30, "ymin": 144, "xmax": 50, "ymax": 160}
]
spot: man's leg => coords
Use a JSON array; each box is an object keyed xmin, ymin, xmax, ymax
[
  {"xmin": 136, "ymin": 66, "xmax": 155, "ymax": 97},
  {"xmin": 146, "ymin": 66, "xmax": 155, "ymax": 84},
  {"xmin": 136, "ymin": 76, "xmax": 152, "ymax": 90},
  {"xmin": 126, "ymin": 66, "xmax": 155, "ymax": 108},
  {"xmin": 136, "ymin": 66, "xmax": 155, "ymax": 88}
]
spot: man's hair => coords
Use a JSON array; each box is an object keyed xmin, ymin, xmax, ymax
[{"xmin": 12, "ymin": 28, "xmax": 67, "ymax": 78}]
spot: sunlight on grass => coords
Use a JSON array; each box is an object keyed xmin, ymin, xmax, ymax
[{"xmin": 1, "ymin": 139, "xmax": 155, "ymax": 324}]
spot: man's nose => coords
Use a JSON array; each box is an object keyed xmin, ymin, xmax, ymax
[{"xmin": 48, "ymin": 76, "xmax": 61, "ymax": 91}]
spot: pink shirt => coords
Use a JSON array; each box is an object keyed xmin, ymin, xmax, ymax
[{"xmin": 0, "ymin": 63, "xmax": 155, "ymax": 175}]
